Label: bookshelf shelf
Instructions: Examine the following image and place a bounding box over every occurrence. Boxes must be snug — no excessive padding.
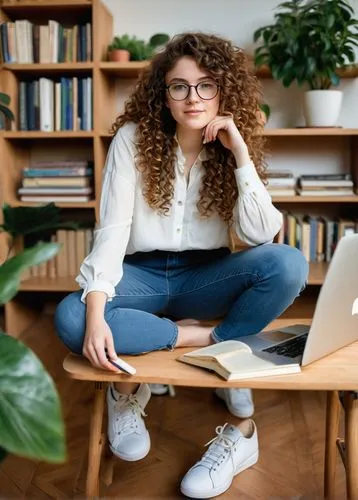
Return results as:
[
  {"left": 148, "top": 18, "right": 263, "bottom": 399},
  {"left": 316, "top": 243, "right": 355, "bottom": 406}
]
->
[
  {"left": 308, "top": 262, "right": 329, "bottom": 285},
  {"left": 1, "top": 0, "right": 92, "bottom": 11},
  {"left": 272, "top": 196, "right": 358, "bottom": 203},
  {"left": 10, "top": 200, "right": 96, "bottom": 208},
  {"left": 100, "top": 129, "right": 358, "bottom": 139},
  {"left": 263, "top": 128, "right": 358, "bottom": 136},
  {"left": 98, "top": 61, "right": 358, "bottom": 81},
  {"left": 99, "top": 61, "right": 149, "bottom": 78},
  {"left": 2, "top": 131, "right": 95, "bottom": 139},
  {"left": 255, "top": 64, "right": 358, "bottom": 79},
  {"left": 16, "top": 262, "right": 326, "bottom": 291},
  {"left": 14, "top": 263, "right": 328, "bottom": 291},
  {"left": 2, "top": 62, "right": 94, "bottom": 73},
  {"left": 19, "top": 276, "right": 79, "bottom": 292}
]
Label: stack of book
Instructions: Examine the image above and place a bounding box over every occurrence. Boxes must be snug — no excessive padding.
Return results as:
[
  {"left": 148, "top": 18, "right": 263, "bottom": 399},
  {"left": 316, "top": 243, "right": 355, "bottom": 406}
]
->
[
  {"left": 266, "top": 170, "right": 296, "bottom": 197},
  {"left": 0, "top": 20, "right": 92, "bottom": 63},
  {"left": 18, "top": 160, "right": 93, "bottom": 203},
  {"left": 297, "top": 174, "right": 355, "bottom": 196}
]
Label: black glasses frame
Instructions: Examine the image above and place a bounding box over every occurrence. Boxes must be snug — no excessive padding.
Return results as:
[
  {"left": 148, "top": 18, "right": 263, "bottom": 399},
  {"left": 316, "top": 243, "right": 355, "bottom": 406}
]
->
[{"left": 165, "top": 82, "right": 220, "bottom": 101}]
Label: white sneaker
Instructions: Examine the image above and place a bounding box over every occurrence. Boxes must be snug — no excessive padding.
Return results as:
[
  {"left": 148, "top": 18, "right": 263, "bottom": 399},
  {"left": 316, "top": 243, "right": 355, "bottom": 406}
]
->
[
  {"left": 107, "top": 383, "right": 151, "bottom": 461},
  {"left": 180, "top": 420, "right": 258, "bottom": 499},
  {"left": 149, "top": 383, "right": 169, "bottom": 395},
  {"left": 215, "top": 388, "right": 254, "bottom": 418}
]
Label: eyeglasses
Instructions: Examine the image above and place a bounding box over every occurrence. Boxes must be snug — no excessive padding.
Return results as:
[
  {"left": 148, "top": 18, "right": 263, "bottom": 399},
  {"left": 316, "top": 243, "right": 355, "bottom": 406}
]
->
[{"left": 165, "top": 81, "right": 220, "bottom": 101}]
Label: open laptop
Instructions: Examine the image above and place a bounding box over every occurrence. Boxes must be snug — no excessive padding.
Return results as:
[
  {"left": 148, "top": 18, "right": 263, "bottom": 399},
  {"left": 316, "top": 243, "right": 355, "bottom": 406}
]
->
[{"left": 238, "top": 234, "right": 358, "bottom": 368}]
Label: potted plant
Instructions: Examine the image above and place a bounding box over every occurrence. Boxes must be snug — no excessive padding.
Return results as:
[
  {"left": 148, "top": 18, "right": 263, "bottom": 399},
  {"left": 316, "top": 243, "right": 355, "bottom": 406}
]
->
[
  {"left": 253, "top": 0, "right": 358, "bottom": 127},
  {"left": 108, "top": 34, "right": 132, "bottom": 62},
  {"left": 108, "top": 32, "right": 170, "bottom": 62}
]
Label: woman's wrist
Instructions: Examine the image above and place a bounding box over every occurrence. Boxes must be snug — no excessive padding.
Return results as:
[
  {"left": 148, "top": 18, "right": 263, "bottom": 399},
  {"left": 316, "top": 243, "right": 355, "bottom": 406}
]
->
[
  {"left": 86, "top": 291, "right": 107, "bottom": 318},
  {"left": 233, "top": 145, "right": 251, "bottom": 169}
]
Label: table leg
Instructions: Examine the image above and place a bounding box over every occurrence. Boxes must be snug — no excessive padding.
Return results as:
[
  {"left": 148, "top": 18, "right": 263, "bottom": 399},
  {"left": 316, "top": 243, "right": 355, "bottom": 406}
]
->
[
  {"left": 324, "top": 391, "right": 341, "bottom": 499},
  {"left": 345, "top": 392, "right": 358, "bottom": 500},
  {"left": 86, "top": 382, "right": 106, "bottom": 498}
]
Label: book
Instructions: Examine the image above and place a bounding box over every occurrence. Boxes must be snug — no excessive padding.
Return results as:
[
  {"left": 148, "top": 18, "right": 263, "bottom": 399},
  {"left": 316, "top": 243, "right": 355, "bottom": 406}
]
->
[
  {"left": 177, "top": 340, "right": 301, "bottom": 381},
  {"left": 20, "top": 195, "right": 91, "bottom": 202}
]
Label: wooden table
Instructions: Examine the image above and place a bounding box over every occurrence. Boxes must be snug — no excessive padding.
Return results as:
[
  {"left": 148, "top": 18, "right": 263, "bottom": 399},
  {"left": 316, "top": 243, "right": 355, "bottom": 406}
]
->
[{"left": 64, "top": 319, "right": 358, "bottom": 498}]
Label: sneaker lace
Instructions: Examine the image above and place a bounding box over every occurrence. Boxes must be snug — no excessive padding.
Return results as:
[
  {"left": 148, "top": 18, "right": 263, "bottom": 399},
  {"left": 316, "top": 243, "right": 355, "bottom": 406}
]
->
[
  {"left": 114, "top": 394, "right": 147, "bottom": 436},
  {"left": 199, "top": 423, "right": 234, "bottom": 471}
]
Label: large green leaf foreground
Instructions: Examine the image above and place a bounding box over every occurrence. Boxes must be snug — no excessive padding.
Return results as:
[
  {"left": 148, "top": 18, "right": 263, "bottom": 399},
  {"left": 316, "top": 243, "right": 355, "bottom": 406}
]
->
[
  {"left": 0, "top": 333, "right": 66, "bottom": 462},
  {"left": 0, "top": 242, "right": 60, "bottom": 305}
]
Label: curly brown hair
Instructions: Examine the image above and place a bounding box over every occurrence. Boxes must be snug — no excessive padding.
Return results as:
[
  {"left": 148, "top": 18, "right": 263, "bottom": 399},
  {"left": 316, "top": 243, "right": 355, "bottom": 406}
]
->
[{"left": 112, "top": 32, "right": 267, "bottom": 223}]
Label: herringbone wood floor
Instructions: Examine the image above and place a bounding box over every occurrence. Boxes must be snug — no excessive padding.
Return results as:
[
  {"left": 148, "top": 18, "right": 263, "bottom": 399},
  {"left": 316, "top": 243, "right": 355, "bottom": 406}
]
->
[{"left": 0, "top": 313, "right": 347, "bottom": 499}]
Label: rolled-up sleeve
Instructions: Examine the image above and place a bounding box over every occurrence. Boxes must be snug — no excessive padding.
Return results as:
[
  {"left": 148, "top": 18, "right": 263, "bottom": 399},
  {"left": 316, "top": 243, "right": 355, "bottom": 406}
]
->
[
  {"left": 233, "top": 162, "right": 283, "bottom": 246},
  {"left": 76, "top": 126, "right": 136, "bottom": 302}
]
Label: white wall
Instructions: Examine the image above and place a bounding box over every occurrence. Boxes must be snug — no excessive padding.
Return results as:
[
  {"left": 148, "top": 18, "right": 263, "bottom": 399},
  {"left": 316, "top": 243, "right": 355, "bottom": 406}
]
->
[{"left": 102, "top": 0, "right": 358, "bottom": 175}]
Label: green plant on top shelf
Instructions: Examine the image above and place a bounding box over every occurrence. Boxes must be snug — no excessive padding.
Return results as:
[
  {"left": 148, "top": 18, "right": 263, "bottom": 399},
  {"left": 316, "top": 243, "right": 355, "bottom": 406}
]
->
[
  {"left": 108, "top": 32, "right": 170, "bottom": 61},
  {"left": 253, "top": 0, "right": 358, "bottom": 90},
  {"left": 108, "top": 33, "right": 133, "bottom": 52}
]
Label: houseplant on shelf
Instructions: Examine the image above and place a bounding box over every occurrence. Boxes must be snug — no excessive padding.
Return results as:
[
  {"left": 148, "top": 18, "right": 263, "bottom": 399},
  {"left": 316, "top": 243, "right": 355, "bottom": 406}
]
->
[
  {"left": 253, "top": 0, "right": 358, "bottom": 127},
  {"left": 108, "top": 32, "right": 170, "bottom": 62},
  {"left": 108, "top": 34, "right": 132, "bottom": 62}
]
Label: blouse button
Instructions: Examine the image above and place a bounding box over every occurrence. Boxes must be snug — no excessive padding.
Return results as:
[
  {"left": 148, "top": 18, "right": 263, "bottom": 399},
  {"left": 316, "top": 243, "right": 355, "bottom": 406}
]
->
[{"left": 178, "top": 200, "right": 183, "bottom": 206}]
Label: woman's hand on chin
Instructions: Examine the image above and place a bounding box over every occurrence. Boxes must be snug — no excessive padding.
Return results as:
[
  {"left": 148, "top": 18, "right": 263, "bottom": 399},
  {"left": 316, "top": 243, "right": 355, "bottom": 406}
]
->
[{"left": 202, "top": 114, "right": 250, "bottom": 165}]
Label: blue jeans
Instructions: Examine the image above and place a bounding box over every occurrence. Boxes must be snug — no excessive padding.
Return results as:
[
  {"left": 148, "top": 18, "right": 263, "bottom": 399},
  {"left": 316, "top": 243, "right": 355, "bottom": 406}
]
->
[{"left": 55, "top": 244, "right": 308, "bottom": 355}]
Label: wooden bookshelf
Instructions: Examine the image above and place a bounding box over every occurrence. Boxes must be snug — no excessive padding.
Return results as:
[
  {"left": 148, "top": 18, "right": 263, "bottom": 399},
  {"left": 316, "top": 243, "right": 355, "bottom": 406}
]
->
[
  {"left": 2, "top": 62, "right": 94, "bottom": 72},
  {"left": 19, "top": 275, "right": 80, "bottom": 291},
  {"left": 2, "top": 131, "right": 95, "bottom": 138},
  {"left": 272, "top": 196, "right": 358, "bottom": 203},
  {"left": 1, "top": 0, "right": 358, "bottom": 336},
  {"left": 98, "top": 60, "right": 358, "bottom": 81},
  {"left": 15, "top": 262, "right": 330, "bottom": 293},
  {"left": 263, "top": 128, "right": 358, "bottom": 136}
]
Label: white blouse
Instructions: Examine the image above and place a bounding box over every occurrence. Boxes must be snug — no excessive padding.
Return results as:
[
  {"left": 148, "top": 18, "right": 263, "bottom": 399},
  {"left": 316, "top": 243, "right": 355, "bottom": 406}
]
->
[{"left": 76, "top": 122, "right": 283, "bottom": 302}]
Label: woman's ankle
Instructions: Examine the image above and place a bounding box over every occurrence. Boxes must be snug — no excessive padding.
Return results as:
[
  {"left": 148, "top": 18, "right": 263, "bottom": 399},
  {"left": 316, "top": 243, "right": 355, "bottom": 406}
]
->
[
  {"left": 113, "top": 382, "right": 139, "bottom": 395},
  {"left": 175, "top": 324, "right": 214, "bottom": 348}
]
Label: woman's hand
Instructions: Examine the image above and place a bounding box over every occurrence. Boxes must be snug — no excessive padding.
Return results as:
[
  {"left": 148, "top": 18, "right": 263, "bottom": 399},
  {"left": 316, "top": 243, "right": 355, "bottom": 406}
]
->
[
  {"left": 203, "top": 114, "right": 250, "bottom": 165},
  {"left": 83, "top": 316, "right": 120, "bottom": 372}
]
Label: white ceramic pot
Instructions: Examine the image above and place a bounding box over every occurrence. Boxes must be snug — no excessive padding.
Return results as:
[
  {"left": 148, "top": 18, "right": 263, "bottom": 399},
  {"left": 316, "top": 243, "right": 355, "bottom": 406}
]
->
[{"left": 303, "top": 90, "right": 342, "bottom": 127}]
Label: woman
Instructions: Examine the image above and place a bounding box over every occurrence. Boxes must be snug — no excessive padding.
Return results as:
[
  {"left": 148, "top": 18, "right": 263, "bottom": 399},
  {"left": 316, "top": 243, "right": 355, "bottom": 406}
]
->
[{"left": 55, "top": 32, "right": 308, "bottom": 498}]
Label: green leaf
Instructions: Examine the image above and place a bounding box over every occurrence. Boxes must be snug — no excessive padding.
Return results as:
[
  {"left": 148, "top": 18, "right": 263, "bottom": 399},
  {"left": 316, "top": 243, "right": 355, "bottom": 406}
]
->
[
  {"left": 149, "top": 33, "right": 169, "bottom": 47},
  {"left": 259, "top": 103, "right": 271, "bottom": 119},
  {"left": 0, "top": 333, "right": 66, "bottom": 462},
  {"left": 0, "top": 103, "right": 15, "bottom": 121},
  {"left": 0, "top": 243, "right": 60, "bottom": 305},
  {"left": 0, "top": 203, "right": 78, "bottom": 238},
  {"left": 0, "top": 93, "right": 10, "bottom": 105}
]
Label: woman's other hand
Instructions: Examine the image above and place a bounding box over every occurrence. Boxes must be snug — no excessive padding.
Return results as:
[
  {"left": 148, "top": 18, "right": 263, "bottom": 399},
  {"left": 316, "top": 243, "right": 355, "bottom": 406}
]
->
[{"left": 83, "top": 316, "right": 119, "bottom": 371}]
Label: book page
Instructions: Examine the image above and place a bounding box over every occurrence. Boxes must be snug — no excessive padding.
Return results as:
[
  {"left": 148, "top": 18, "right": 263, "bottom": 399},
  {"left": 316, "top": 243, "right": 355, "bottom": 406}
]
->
[
  {"left": 219, "top": 350, "right": 283, "bottom": 373},
  {"left": 185, "top": 340, "right": 251, "bottom": 360}
]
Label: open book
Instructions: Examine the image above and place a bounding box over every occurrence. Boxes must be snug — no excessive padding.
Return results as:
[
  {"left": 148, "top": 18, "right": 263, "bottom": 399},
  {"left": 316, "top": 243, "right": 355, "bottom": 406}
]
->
[{"left": 177, "top": 340, "right": 301, "bottom": 381}]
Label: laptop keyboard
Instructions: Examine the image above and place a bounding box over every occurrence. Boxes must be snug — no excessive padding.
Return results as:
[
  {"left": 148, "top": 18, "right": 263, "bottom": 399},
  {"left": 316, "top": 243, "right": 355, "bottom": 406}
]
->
[{"left": 262, "top": 332, "right": 309, "bottom": 358}]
